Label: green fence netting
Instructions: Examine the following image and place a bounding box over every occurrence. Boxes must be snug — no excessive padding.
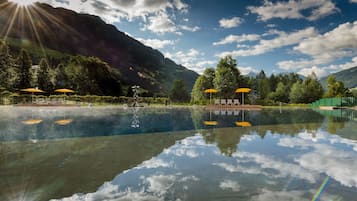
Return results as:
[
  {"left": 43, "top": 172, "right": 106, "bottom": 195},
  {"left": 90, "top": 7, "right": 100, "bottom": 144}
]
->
[{"left": 310, "top": 97, "right": 357, "bottom": 107}]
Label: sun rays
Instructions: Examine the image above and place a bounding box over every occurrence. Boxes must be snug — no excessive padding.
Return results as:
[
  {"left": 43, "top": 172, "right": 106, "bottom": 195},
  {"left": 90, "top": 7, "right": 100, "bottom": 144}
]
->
[
  {"left": 9, "top": 0, "right": 37, "bottom": 7},
  {"left": 0, "top": 0, "right": 80, "bottom": 60}
]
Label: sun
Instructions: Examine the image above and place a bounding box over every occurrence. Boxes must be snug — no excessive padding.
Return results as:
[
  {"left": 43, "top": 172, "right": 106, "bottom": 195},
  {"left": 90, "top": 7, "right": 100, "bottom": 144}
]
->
[{"left": 9, "top": 0, "right": 38, "bottom": 7}]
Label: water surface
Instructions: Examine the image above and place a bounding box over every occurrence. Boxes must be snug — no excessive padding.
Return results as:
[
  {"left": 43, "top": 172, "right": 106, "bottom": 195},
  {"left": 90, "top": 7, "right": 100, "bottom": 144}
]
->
[{"left": 0, "top": 107, "right": 356, "bottom": 201}]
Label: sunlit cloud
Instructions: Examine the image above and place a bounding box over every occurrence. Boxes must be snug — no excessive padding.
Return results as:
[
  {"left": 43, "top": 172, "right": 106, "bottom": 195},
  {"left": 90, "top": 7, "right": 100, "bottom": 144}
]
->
[
  {"left": 216, "top": 27, "right": 318, "bottom": 58},
  {"left": 248, "top": 0, "right": 338, "bottom": 21},
  {"left": 136, "top": 38, "right": 175, "bottom": 49},
  {"left": 219, "top": 16, "right": 243, "bottom": 28}
]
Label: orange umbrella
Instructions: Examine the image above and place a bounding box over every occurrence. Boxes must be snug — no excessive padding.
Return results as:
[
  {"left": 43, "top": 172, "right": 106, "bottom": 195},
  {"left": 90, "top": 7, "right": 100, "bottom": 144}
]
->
[
  {"left": 22, "top": 119, "right": 43, "bottom": 125},
  {"left": 204, "top": 121, "right": 218, "bottom": 126},
  {"left": 55, "top": 119, "right": 73, "bottom": 125},
  {"left": 235, "top": 88, "right": 251, "bottom": 105},
  {"left": 21, "top": 88, "right": 45, "bottom": 93},
  {"left": 20, "top": 88, "right": 45, "bottom": 103},
  {"left": 54, "top": 89, "right": 74, "bottom": 93},
  {"left": 204, "top": 88, "right": 218, "bottom": 105},
  {"left": 55, "top": 88, "right": 75, "bottom": 103},
  {"left": 235, "top": 110, "right": 251, "bottom": 127}
]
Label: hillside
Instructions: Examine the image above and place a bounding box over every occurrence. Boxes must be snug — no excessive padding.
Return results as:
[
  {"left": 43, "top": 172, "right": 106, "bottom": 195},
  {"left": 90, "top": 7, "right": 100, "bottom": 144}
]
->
[
  {"left": 0, "top": 0, "right": 198, "bottom": 94},
  {"left": 320, "top": 66, "right": 357, "bottom": 89}
]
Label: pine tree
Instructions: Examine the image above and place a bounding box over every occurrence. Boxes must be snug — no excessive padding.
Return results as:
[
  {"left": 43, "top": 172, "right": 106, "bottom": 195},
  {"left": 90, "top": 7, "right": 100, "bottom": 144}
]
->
[
  {"left": 0, "top": 41, "right": 15, "bottom": 90},
  {"left": 37, "top": 58, "right": 53, "bottom": 92},
  {"left": 15, "top": 49, "right": 32, "bottom": 89}
]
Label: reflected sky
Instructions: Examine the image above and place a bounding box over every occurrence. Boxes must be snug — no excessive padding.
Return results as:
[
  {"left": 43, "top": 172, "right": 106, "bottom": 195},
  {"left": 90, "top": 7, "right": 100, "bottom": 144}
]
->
[
  {"left": 0, "top": 107, "right": 356, "bottom": 201},
  {"left": 0, "top": 106, "right": 349, "bottom": 141},
  {"left": 53, "top": 127, "right": 357, "bottom": 201}
]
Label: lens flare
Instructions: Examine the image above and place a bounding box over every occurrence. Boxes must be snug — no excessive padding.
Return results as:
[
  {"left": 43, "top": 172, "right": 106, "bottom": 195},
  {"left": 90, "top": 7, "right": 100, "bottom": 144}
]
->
[{"left": 9, "top": 0, "right": 37, "bottom": 7}]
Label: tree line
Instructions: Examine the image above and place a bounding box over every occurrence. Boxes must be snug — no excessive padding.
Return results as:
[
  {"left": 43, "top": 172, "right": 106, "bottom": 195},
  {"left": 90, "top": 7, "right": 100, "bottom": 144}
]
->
[
  {"left": 188, "top": 56, "right": 351, "bottom": 105},
  {"left": 0, "top": 41, "right": 122, "bottom": 97}
]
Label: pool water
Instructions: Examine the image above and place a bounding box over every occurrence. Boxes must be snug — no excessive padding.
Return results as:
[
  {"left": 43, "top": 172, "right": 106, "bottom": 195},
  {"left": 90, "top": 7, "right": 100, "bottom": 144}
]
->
[{"left": 0, "top": 107, "right": 356, "bottom": 201}]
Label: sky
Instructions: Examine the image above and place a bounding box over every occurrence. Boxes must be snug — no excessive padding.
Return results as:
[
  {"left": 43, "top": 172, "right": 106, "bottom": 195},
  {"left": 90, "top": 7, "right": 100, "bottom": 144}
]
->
[{"left": 12, "top": 0, "right": 357, "bottom": 77}]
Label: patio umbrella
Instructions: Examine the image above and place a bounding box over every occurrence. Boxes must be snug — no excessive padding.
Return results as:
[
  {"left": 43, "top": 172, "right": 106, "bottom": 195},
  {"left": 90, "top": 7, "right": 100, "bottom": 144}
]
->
[
  {"left": 55, "top": 88, "right": 75, "bottom": 93},
  {"left": 22, "top": 119, "right": 43, "bottom": 125},
  {"left": 55, "top": 119, "right": 73, "bottom": 125},
  {"left": 54, "top": 110, "right": 73, "bottom": 125},
  {"left": 55, "top": 88, "right": 75, "bottom": 103},
  {"left": 204, "top": 88, "right": 218, "bottom": 105},
  {"left": 235, "top": 88, "right": 251, "bottom": 105},
  {"left": 203, "top": 108, "right": 218, "bottom": 126},
  {"left": 20, "top": 88, "right": 45, "bottom": 103},
  {"left": 235, "top": 110, "right": 251, "bottom": 127}
]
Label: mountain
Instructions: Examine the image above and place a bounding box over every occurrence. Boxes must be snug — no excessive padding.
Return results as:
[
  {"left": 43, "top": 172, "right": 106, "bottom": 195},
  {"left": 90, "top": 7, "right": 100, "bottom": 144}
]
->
[
  {"left": 0, "top": 1, "right": 198, "bottom": 94},
  {"left": 320, "top": 66, "right": 357, "bottom": 89}
]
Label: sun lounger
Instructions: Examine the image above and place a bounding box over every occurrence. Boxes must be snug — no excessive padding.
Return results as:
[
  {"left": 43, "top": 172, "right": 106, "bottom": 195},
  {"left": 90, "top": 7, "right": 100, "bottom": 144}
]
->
[
  {"left": 234, "top": 110, "right": 240, "bottom": 116},
  {"left": 227, "top": 99, "right": 233, "bottom": 105},
  {"left": 214, "top": 99, "right": 220, "bottom": 105},
  {"left": 220, "top": 99, "right": 226, "bottom": 106},
  {"left": 234, "top": 99, "right": 240, "bottom": 105}
]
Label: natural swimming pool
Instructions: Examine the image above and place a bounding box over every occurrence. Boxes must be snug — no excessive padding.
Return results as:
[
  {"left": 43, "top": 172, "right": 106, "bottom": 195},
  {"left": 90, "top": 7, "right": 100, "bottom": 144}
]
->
[{"left": 0, "top": 107, "right": 356, "bottom": 201}]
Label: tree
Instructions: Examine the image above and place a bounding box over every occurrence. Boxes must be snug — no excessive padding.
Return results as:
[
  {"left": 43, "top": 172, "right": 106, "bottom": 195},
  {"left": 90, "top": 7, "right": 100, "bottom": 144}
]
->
[
  {"left": 303, "top": 72, "right": 323, "bottom": 103},
  {"left": 0, "top": 41, "right": 18, "bottom": 91},
  {"left": 324, "top": 75, "right": 348, "bottom": 98},
  {"left": 170, "top": 79, "right": 190, "bottom": 102},
  {"left": 54, "top": 63, "right": 69, "bottom": 88},
  {"left": 37, "top": 58, "right": 53, "bottom": 92},
  {"left": 268, "top": 82, "right": 289, "bottom": 103},
  {"left": 191, "top": 68, "right": 215, "bottom": 104},
  {"left": 214, "top": 55, "right": 240, "bottom": 98},
  {"left": 289, "top": 72, "right": 323, "bottom": 103},
  {"left": 15, "top": 49, "right": 32, "bottom": 89},
  {"left": 289, "top": 81, "right": 305, "bottom": 103},
  {"left": 257, "top": 70, "right": 271, "bottom": 100}
]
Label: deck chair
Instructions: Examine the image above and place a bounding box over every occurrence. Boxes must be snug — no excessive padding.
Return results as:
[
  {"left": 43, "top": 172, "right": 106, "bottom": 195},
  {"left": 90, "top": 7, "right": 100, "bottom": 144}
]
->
[
  {"left": 233, "top": 99, "right": 240, "bottom": 105},
  {"left": 214, "top": 99, "right": 220, "bottom": 105},
  {"left": 220, "top": 99, "right": 227, "bottom": 106},
  {"left": 227, "top": 99, "right": 233, "bottom": 105}
]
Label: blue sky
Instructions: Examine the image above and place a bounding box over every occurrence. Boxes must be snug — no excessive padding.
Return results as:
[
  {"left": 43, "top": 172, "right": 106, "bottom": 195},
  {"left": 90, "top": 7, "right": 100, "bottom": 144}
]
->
[{"left": 17, "top": 0, "right": 357, "bottom": 77}]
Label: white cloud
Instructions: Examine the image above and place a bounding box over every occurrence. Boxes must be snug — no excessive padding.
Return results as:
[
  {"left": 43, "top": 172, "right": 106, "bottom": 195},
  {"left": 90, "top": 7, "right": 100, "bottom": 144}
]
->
[
  {"left": 298, "top": 66, "right": 328, "bottom": 78},
  {"left": 219, "top": 17, "right": 243, "bottom": 28},
  {"left": 278, "top": 131, "right": 357, "bottom": 188},
  {"left": 219, "top": 180, "right": 240, "bottom": 192},
  {"left": 136, "top": 158, "right": 173, "bottom": 169},
  {"left": 179, "top": 25, "right": 200, "bottom": 32},
  {"left": 173, "top": 0, "right": 188, "bottom": 11},
  {"left": 42, "top": 0, "right": 180, "bottom": 23},
  {"left": 238, "top": 66, "right": 259, "bottom": 75},
  {"left": 351, "top": 0, "right": 357, "bottom": 3},
  {"left": 145, "top": 174, "right": 176, "bottom": 196},
  {"left": 213, "top": 34, "right": 260, "bottom": 46},
  {"left": 249, "top": 189, "right": 309, "bottom": 201},
  {"left": 215, "top": 151, "right": 318, "bottom": 183},
  {"left": 277, "top": 22, "right": 357, "bottom": 75},
  {"left": 143, "top": 12, "right": 180, "bottom": 34},
  {"left": 165, "top": 48, "right": 213, "bottom": 73},
  {"left": 41, "top": 0, "right": 198, "bottom": 35},
  {"left": 293, "top": 21, "right": 357, "bottom": 64},
  {"left": 326, "top": 56, "right": 357, "bottom": 71},
  {"left": 137, "top": 38, "right": 175, "bottom": 49},
  {"left": 248, "top": 0, "right": 338, "bottom": 21},
  {"left": 216, "top": 27, "right": 318, "bottom": 57}
]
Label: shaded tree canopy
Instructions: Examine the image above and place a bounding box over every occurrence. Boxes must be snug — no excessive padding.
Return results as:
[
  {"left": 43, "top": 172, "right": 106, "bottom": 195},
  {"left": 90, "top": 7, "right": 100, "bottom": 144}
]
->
[{"left": 170, "top": 79, "right": 190, "bottom": 103}]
